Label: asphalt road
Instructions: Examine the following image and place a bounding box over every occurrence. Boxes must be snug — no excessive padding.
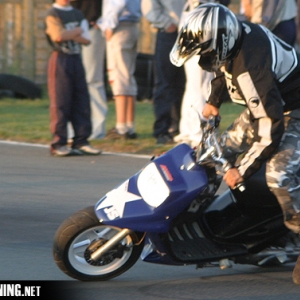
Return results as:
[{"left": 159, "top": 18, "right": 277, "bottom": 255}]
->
[{"left": 0, "top": 141, "right": 299, "bottom": 299}]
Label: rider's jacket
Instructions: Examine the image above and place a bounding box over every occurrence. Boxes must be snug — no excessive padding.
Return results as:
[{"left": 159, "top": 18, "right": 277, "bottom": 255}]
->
[{"left": 207, "top": 21, "right": 300, "bottom": 180}]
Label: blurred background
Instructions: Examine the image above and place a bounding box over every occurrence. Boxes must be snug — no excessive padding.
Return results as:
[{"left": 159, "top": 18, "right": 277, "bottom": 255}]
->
[{"left": 0, "top": 0, "right": 299, "bottom": 100}]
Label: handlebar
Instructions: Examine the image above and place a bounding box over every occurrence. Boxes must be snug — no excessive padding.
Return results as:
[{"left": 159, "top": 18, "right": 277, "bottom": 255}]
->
[
  {"left": 233, "top": 182, "right": 246, "bottom": 192},
  {"left": 197, "top": 115, "right": 246, "bottom": 192},
  {"left": 202, "top": 115, "right": 221, "bottom": 131}
]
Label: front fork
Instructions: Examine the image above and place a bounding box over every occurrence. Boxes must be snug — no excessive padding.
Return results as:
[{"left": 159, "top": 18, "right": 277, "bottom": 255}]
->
[{"left": 90, "top": 228, "right": 133, "bottom": 261}]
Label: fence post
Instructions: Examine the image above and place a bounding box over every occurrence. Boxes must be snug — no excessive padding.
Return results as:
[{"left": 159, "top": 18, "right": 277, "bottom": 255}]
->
[{"left": 22, "top": 0, "right": 35, "bottom": 81}]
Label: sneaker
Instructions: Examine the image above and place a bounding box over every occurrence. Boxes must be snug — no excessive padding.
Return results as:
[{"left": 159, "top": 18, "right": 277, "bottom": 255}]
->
[
  {"left": 77, "top": 145, "right": 102, "bottom": 155},
  {"left": 156, "top": 134, "right": 174, "bottom": 145},
  {"left": 173, "top": 133, "right": 188, "bottom": 143},
  {"left": 168, "top": 127, "right": 179, "bottom": 137},
  {"left": 51, "top": 146, "right": 82, "bottom": 157},
  {"left": 105, "top": 128, "right": 126, "bottom": 140},
  {"left": 293, "top": 255, "right": 300, "bottom": 284}
]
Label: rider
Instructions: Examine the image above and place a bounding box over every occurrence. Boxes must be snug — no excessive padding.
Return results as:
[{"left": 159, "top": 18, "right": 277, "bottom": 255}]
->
[{"left": 170, "top": 3, "right": 300, "bottom": 284}]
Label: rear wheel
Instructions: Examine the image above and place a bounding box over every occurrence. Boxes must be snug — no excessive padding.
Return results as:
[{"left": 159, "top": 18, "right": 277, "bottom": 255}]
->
[{"left": 53, "top": 206, "right": 144, "bottom": 281}]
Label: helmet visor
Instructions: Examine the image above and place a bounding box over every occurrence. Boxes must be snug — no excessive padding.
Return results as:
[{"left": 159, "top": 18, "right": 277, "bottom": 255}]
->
[{"left": 170, "top": 27, "right": 213, "bottom": 67}]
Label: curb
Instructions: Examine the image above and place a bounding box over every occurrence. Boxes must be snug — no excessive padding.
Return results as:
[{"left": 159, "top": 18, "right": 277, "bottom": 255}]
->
[{"left": 0, "top": 140, "right": 152, "bottom": 160}]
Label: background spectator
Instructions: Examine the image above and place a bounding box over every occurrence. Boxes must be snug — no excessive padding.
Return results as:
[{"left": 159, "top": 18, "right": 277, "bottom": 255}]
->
[
  {"left": 141, "top": 0, "right": 186, "bottom": 145},
  {"left": 45, "top": 0, "right": 101, "bottom": 156},
  {"left": 174, "top": 0, "right": 229, "bottom": 148},
  {"left": 99, "top": 0, "right": 141, "bottom": 140},
  {"left": 240, "top": 0, "right": 297, "bottom": 46},
  {"left": 71, "top": 0, "right": 108, "bottom": 140}
]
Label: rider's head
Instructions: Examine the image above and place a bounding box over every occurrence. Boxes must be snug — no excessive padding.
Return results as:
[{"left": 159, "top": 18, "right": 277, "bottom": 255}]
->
[{"left": 170, "top": 3, "right": 242, "bottom": 72}]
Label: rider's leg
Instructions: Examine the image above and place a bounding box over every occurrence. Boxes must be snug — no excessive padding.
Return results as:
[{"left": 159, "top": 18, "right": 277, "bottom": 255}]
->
[{"left": 265, "top": 115, "right": 300, "bottom": 284}]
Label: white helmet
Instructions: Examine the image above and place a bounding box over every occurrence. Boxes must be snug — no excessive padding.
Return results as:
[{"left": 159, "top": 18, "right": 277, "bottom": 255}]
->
[{"left": 170, "top": 3, "right": 242, "bottom": 72}]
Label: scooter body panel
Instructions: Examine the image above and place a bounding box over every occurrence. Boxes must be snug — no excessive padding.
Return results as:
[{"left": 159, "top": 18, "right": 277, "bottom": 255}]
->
[
  {"left": 94, "top": 144, "right": 208, "bottom": 233},
  {"left": 140, "top": 165, "right": 287, "bottom": 265},
  {"left": 202, "top": 164, "right": 286, "bottom": 245}
]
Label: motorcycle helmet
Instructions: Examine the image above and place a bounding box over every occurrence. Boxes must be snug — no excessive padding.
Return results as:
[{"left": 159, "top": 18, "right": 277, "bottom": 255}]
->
[{"left": 170, "top": 3, "right": 242, "bottom": 72}]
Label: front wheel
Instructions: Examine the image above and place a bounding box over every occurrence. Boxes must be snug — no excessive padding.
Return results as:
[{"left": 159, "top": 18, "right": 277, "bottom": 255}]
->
[{"left": 53, "top": 206, "right": 144, "bottom": 281}]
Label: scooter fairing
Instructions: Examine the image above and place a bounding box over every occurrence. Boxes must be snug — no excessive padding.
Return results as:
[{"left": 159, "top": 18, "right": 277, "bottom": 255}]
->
[{"left": 94, "top": 144, "right": 208, "bottom": 232}]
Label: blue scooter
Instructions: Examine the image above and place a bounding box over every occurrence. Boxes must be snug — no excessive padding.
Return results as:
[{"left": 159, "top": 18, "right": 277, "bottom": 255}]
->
[{"left": 53, "top": 116, "right": 300, "bottom": 281}]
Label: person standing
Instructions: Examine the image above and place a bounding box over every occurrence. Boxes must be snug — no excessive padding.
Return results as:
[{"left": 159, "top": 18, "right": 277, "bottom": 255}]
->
[
  {"left": 99, "top": 0, "right": 141, "bottom": 140},
  {"left": 240, "top": 0, "right": 297, "bottom": 46},
  {"left": 70, "top": 0, "right": 108, "bottom": 140},
  {"left": 45, "top": 0, "right": 101, "bottom": 156},
  {"left": 141, "top": 0, "right": 186, "bottom": 145},
  {"left": 174, "top": 0, "right": 229, "bottom": 148}
]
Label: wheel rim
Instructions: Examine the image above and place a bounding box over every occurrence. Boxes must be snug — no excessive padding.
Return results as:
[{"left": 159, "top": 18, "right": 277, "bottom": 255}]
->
[{"left": 68, "top": 225, "right": 134, "bottom": 276}]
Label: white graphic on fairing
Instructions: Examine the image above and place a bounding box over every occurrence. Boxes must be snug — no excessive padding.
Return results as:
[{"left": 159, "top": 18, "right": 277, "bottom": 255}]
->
[
  {"left": 137, "top": 162, "right": 170, "bottom": 208},
  {"left": 96, "top": 180, "right": 142, "bottom": 220}
]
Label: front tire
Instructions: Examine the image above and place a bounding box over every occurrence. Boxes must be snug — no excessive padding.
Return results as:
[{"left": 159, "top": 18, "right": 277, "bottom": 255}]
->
[{"left": 53, "top": 206, "right": 144, "bottom": 281}]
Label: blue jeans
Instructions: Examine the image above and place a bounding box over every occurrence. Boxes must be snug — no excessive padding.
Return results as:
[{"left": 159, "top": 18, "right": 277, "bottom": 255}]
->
[{"left": 153, "top": 30, "right": 186, "bottom": 137}]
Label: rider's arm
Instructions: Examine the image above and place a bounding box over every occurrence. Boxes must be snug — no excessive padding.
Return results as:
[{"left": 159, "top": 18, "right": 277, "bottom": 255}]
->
[
  {"left": 235, "top": 70, "right": 284, "bottom": 180},
  {"left": 206, "top": 72, "right": 230, "bottom": 108}
]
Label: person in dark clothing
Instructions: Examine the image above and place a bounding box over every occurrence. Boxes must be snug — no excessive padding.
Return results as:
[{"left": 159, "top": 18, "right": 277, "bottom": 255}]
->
[
  {"left": 240, "top": 0, "right": 297, "bottom": 46},
  {"left": 170, "top": 3, "right": 300, "bottom": 284},
  {"left": 141, "top": 0, "right": 186, "bottom": 145},
  {"left": 45, "top": 0, "right": 101, "bottom": 156}
]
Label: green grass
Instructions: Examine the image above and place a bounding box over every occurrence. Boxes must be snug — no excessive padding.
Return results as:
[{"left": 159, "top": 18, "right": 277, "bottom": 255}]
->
[{"left": 0, "top": 95, "right": 244, "bottom": 155}]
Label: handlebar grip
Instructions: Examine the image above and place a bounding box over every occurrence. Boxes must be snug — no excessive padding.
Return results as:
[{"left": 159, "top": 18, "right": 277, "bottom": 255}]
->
[{"left": 234, "top": 182, "right": 246, "bottom": 192}]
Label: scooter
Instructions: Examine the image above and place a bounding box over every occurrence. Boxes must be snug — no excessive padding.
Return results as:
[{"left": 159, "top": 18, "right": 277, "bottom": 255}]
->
[{"left": 53, "top": 116, "right": 300, "bottom": 281}]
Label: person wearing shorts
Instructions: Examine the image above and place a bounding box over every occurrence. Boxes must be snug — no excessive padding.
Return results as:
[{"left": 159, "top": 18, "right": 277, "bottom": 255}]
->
[{"left": 99, "top": 0, "right": 141, "bottom": 139}]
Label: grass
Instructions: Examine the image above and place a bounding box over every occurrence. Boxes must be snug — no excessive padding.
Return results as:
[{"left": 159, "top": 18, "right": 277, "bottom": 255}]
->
[{"left": 0, "top": 94, "right": 244, "bottom": 155}]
